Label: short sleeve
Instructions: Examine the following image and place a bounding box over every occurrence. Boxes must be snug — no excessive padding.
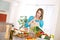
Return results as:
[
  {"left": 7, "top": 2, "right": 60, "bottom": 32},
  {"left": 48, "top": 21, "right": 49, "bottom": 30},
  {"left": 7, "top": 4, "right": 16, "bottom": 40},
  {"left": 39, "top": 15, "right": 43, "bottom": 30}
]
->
[
  {"left": 27, "top": 16, "right": 34, "bottom": 22},
  {"left": 39, "top": 20, "right": 44, "bottom": 28}
]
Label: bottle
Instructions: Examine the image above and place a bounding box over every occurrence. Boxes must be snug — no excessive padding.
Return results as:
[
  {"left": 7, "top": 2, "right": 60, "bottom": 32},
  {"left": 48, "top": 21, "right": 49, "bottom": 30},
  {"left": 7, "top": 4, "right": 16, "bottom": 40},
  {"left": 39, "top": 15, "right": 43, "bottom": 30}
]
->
[{"left": 50, "top": 34, "right": 54, "bottom": 40}]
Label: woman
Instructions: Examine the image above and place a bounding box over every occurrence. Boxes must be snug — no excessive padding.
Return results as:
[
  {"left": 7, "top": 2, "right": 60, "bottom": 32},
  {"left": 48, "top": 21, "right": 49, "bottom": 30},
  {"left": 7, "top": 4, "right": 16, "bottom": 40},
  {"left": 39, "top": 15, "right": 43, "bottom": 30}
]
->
[
  {"left": 24, "top": 8, "right": 50, "bottom": 39},
  {"left": 25, "top": 8, "right": 44, "bottom": 29}
]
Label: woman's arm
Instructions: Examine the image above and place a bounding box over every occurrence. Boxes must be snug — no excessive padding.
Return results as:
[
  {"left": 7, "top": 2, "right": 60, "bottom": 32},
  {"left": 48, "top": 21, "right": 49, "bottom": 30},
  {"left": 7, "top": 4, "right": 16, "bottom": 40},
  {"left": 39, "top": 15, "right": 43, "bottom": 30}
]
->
[
  {"left": 39, "top": 20, "right": 44, "bottom": 28},
  {"left": 24, "top": 16, "right": 34, "bottom": 28}
]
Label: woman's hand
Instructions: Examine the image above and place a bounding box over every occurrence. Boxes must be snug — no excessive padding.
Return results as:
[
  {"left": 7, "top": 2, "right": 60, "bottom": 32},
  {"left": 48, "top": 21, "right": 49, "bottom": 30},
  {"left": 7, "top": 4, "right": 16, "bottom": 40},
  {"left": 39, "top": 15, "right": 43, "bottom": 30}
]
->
[{"left": 29, "top": 20, "right": 39, "bottom": 28}]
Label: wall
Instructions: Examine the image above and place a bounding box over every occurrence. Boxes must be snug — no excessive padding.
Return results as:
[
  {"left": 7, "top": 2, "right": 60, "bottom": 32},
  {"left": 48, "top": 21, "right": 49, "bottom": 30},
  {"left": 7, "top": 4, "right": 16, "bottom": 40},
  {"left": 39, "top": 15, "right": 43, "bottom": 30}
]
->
[
  {"left": 0, "top": 0, "right": 10, "bottom": 13},
  {"left": 54, "top": 0, "right": 60, "bottom": 40}
]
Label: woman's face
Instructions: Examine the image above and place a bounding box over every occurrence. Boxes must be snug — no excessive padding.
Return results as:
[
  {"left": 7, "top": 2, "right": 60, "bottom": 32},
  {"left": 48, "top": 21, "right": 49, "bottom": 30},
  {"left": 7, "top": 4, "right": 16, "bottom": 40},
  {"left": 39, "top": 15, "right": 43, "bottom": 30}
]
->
[{"left": 36, "top": 10, "right": 42, "bottom": 18}]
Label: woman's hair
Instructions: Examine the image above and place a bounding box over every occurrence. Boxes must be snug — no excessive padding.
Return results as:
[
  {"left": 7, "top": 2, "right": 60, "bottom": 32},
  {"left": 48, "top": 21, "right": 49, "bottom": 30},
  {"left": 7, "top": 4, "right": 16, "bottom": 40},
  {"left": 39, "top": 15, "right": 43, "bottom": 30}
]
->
[{"left": 36, "top": 8, "right": 44, "bottom": 20}]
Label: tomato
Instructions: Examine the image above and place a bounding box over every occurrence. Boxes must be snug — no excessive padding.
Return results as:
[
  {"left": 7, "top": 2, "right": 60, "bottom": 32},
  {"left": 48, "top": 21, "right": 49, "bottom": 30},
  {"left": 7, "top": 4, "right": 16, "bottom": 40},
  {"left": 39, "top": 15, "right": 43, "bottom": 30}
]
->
[{"left": 40, "top": 32, "right": 44, "bottom": 35}]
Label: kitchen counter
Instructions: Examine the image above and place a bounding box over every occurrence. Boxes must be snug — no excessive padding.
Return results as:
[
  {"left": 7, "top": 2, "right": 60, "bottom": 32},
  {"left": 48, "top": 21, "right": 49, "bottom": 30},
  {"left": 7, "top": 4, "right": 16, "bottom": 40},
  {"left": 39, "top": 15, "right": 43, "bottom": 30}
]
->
[{"left": 13, "top": 36, "right": 48, "bottom": 40}]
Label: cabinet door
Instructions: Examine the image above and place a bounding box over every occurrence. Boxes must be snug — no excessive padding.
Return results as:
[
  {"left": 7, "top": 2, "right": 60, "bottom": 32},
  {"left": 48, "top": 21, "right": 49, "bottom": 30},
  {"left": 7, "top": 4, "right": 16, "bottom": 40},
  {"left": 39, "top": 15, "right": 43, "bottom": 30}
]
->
[{"left": 0, "top": 14, "right": 7, "bottom": 22}]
